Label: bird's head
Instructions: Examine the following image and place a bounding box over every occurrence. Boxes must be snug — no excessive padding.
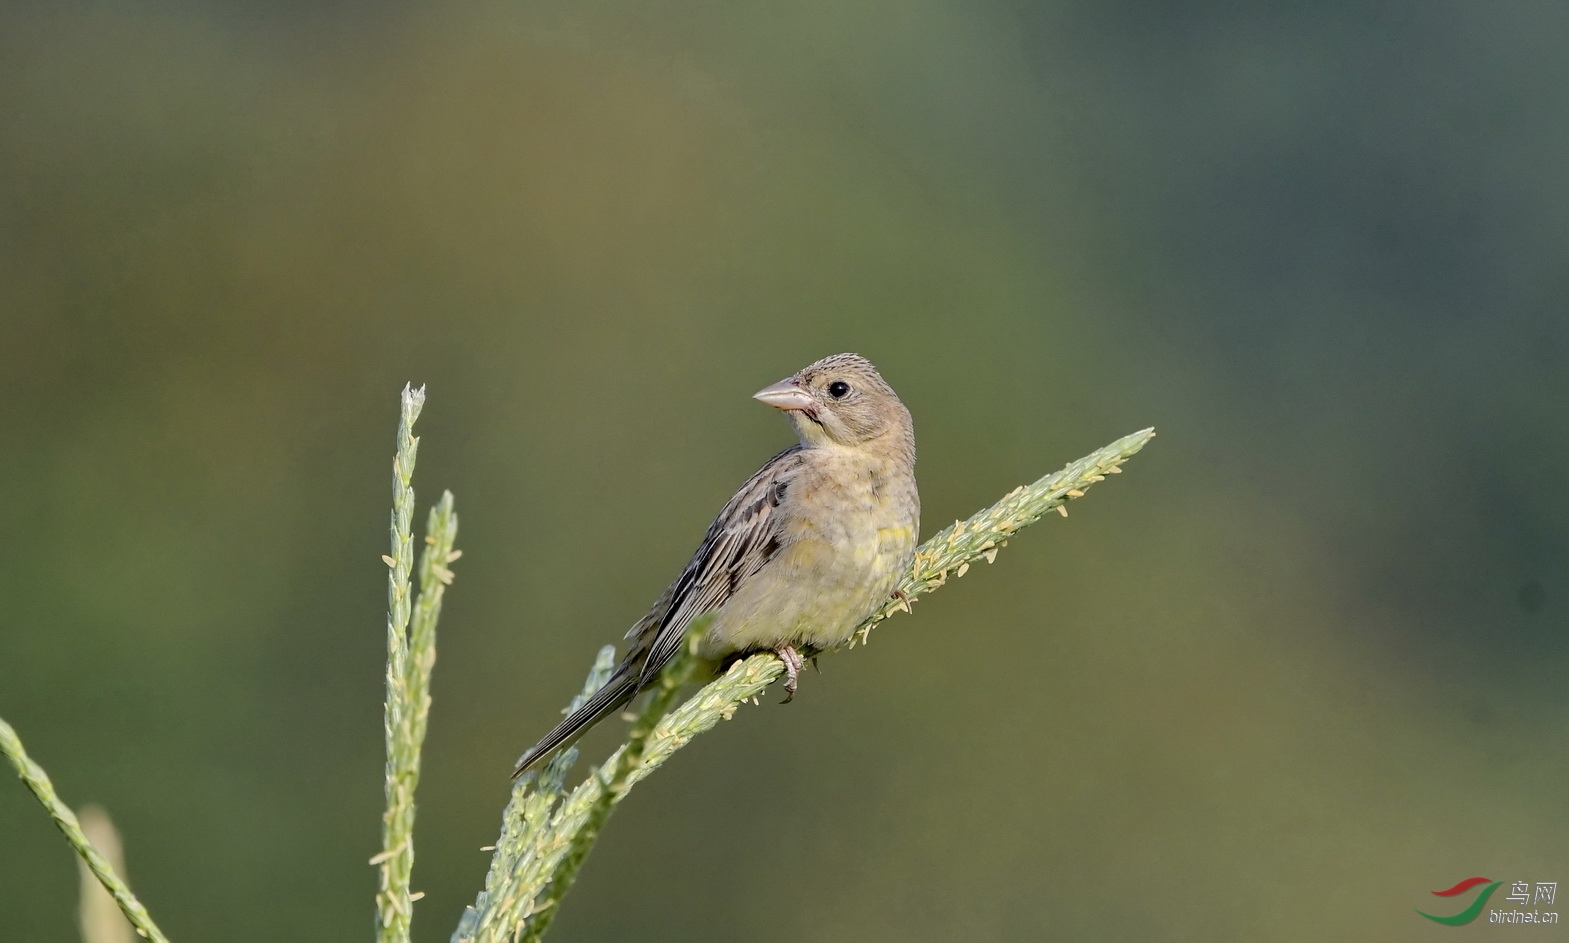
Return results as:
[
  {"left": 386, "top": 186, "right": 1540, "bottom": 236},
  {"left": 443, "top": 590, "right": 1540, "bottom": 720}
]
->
[{"left": 753, "top": 353, "right": 913, "bottom": 455}]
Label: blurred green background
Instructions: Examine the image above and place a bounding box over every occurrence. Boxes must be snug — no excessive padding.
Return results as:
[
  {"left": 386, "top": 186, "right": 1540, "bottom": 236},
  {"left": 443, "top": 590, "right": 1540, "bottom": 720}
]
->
[{"left": 2, "top": 1, "right": 1566, "bottom": 940}]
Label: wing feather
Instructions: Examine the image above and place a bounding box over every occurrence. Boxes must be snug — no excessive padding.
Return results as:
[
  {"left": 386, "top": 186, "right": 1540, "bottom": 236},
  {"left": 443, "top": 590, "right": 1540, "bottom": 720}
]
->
[
  {"left": 635, "top": 445, "right": 802, "bottom": 685},
  {"left": 512, "top": 445, "right": 803, "bottom": 778}
]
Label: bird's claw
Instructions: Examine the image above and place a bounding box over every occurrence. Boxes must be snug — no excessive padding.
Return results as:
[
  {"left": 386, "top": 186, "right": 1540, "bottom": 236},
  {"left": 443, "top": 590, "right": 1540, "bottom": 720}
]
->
[{"left": 775, "top": 645, "right": 804, "bottom": 703}]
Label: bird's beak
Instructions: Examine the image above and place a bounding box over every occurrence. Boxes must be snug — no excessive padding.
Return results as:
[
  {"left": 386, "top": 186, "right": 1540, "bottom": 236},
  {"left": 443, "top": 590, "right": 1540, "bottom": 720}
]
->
[{"left": 753, "top": 378, "right": 815, "bottom": 412}]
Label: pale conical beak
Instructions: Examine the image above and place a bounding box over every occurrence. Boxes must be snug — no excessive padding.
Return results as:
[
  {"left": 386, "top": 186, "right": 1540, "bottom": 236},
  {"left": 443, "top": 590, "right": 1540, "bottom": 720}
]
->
[{"left": 753, "top": 378, "right": 815, "bottom": 412}]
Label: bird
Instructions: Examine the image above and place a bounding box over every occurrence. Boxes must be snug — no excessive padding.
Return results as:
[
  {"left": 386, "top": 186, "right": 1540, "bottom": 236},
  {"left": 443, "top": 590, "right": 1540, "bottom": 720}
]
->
[{"left": 512, "top": 353, "right": 919, "bottom": 778}]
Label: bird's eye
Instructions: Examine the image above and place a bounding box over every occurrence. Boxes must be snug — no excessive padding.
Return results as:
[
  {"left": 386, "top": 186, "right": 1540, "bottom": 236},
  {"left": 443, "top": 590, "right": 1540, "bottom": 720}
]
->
[{"left": 827, "top": 380, "right": 850, "bottom": 399}]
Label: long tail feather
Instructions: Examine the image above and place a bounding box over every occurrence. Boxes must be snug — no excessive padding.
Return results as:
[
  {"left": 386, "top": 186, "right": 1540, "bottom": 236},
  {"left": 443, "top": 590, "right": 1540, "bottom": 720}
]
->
[{"left": 511, "top": 672, "right": 640, "bottom": 779}]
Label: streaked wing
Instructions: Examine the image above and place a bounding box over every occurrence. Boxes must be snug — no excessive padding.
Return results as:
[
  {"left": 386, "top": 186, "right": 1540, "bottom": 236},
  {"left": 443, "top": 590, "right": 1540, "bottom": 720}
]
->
[{"left": 635, "top": 445, "right": 804, "bottom": 686}]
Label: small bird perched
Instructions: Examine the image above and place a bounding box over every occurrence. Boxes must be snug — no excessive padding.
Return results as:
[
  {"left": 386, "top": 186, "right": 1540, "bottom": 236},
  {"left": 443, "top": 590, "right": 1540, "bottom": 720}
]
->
[{"left": 512, "top": 353, "right": 919, "bottom": 778}]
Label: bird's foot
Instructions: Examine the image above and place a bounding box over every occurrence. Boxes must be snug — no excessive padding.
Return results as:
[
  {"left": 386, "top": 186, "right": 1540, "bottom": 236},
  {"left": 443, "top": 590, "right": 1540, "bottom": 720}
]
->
[
  {"left": 890, "top": 588, "right": 911, "bottom": 612},
  {"left": 775, "top": 645, "right": 804, "bottom": 703}
]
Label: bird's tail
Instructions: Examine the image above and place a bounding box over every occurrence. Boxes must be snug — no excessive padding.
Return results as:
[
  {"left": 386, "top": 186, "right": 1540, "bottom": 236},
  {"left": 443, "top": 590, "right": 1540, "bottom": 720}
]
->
[{"left": 511, "top": 670, "right": 641, "bottom": 779}]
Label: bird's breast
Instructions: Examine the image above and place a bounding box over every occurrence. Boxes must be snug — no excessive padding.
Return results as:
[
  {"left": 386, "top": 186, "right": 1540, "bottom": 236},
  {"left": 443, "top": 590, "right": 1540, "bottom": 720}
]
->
[{"left": 701, "top": 447, "right": 919, "bottom": 657}]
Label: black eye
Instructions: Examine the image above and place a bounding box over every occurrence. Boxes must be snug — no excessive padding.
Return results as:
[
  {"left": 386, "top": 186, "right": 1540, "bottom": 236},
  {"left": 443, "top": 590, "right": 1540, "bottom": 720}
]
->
[{"left": 827, "top": 380, "right": 850, "bottom": 399}]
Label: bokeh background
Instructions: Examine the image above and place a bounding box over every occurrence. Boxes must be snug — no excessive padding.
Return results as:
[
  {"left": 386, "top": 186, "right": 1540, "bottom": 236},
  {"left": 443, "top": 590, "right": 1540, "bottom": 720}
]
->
[{"left": 3, "top": 1, "right": 1566, "bottom": 940}]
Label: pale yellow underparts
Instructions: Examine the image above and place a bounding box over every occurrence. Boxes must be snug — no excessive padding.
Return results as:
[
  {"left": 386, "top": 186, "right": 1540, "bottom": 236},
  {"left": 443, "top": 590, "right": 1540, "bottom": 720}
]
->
[{"left": 698, "top": 442, "right": 919, "bottom": 658}]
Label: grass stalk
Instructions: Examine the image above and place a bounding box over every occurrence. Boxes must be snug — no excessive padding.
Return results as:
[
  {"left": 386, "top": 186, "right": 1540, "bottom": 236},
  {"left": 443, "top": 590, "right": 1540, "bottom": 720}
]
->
[
  {"left": 517, "top": 619, "right": 708, "bottom": 943},
  {"left": 453, "top": 647, "right": 618, "bottom": 943},
  {"left": 0, "top": 720, "right": 171, "bottom": 943},
  {"left": 376, "top": 384, "right": 459, "bottom": 943}
]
